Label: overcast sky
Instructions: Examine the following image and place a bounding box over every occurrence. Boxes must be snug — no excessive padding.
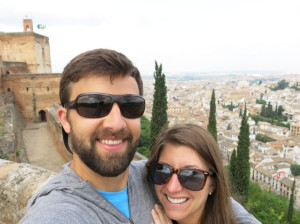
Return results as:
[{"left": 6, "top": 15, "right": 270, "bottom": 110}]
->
[{"left": 1, "top": 0, "right": 300, "bottom": 75}]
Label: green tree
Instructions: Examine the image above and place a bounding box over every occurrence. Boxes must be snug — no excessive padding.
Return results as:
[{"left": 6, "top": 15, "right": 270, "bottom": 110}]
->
[
  {"left": 137, "top": 116, "right": 151, "bottom": 157},
  {"left": 261, "top": 104, "right": 266, "bottom": 117},
  {"left": 260, "top": 92, "right": 264, "bottom": 100},
  {"left": 278, "top": 79, "right": 289, "bottom": 89},
  {"left": 291, "top": 164, "right": 300, "bottom": 176},
  {"left": 278, "top": 105, "right": 284, "bottom": 117},
  {"left": 288, "top": 179, "right": 296, "bottom": 224},
  {"left": 207, "top": 89, "right": 217, "bottom": 142},
  {"left": 229, "top": 101, "right": 234, "bottom": 111},
  {"left": 150, "top": 61, "right": 168, "bottom": 150},
  {"left": 266, "top": 102, "right": 273, "bottom": 118},
  {"left": 229, "top": 149, "right": 237, "bottom": 192},
  {"left": 255, "top": 133, "right": 276, "bottom": 143},
  {"left": 288, "top": 164, "right": 300, "bottom": 223},
  {"left": 271, "top": 79, "right": 289, "bottom": 91},
  {"left": 234, "top": 104, "right": 250, "bottom": 204}
]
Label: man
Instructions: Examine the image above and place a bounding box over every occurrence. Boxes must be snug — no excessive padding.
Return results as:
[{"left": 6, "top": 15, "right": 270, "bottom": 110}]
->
[
  {"left": 20, "top": 49, "right": 156, "bottom": 224},
  {"left": 20, "top": 49, "right": 260, "bottom": 224}
]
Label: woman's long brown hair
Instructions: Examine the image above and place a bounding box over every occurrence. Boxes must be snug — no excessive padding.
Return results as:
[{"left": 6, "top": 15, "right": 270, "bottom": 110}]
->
[{"left": 147, "top": 123, "right": 237, "bottom": 224}]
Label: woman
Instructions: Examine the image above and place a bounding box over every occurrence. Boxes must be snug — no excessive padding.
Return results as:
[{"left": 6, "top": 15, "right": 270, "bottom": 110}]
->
[{"left": 146, "top": 123, "right": 237, "bottom": 224}]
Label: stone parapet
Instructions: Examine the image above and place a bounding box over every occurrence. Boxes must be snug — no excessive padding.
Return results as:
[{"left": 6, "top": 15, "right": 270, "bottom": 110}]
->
[
  {"left": 0, "top": 159, "right": 56, "bottom": 224},
  {"left": 0, "top": 92, "right": 26, "bottom": 162}
]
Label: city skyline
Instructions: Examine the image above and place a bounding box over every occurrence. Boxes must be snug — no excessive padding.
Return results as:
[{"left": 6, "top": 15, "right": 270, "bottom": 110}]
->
[{"left": 1, "top": 0, "right": 300, "bottom": 75}]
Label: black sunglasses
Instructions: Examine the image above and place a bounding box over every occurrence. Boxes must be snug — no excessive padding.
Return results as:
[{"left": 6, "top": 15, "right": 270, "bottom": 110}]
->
[
  {"left": 147, "top": 162, "right": 214, "bottom": 191},
  {"left": 64, "top": 92, "right": 145, "bottom": 118}
]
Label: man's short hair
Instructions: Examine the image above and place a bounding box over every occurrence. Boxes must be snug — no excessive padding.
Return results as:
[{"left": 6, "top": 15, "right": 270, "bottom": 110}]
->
[{"left": 59, "top": 48, "right": 143, "bottom": 106}]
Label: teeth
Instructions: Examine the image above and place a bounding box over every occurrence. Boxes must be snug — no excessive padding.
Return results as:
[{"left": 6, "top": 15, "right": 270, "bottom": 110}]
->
[
  {"left": 100, "top": 139, "right": 122, "bottom": 145},
  {"left": 167, "top": 195, "right": 187, "bottom": 204}
]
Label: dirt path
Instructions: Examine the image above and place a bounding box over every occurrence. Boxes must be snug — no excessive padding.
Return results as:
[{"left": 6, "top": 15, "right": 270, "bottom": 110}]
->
[{"left": 23, "top": 122, "right": 66, "bottom": 173}]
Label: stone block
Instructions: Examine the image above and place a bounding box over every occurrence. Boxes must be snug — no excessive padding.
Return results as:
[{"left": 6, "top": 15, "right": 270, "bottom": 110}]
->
[
  {"left": 0, "top": 135, "right": 15, "bottom": 157},
  {"left": 0, "top": 159, "right": 56, "bottom": 224}
]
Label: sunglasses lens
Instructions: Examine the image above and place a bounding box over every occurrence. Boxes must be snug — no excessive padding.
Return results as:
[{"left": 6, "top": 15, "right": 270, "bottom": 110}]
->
[
  {"left": 180, "top": 169, "right": 206, "bottom": 191},
  {"left": 71, "top": 93, "right": 145, "bottom": 118},
  {"left": 119, "top": 96, "right": 145, "bottom": 118},
  {"left": 152, "top": 164, "right": 172, "bottom": 185},
  {"left": 77, "top": 95, "right": 112, "bottom": 118}
]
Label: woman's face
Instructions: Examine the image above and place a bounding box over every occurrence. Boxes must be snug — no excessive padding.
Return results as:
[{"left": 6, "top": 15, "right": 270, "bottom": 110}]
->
[{"left": 154, "top": 144, "right": 214, "bottom": 224}]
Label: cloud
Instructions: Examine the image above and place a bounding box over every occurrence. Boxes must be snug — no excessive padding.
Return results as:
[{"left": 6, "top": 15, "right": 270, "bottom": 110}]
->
[{"left": 1, "top": 0, "right": 300, "bottom": 74}]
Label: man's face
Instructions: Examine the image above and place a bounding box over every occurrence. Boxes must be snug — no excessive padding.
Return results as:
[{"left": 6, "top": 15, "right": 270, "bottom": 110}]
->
[{"left": 66, "top": 75, "right": 141, "bottom": 177}]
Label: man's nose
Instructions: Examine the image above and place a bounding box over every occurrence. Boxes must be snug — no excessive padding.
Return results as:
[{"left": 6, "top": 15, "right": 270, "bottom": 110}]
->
[
  {"left": 165, "top": 173, "right": 183, "bottom": 193},
  {"left": 101, "top": 103, "right": 126, "bottom": 132}
]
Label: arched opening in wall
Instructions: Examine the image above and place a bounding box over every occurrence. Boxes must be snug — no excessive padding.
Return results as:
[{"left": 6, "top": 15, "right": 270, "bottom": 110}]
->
[
  {"left": 39, "top": 110, "right": 47, "bottom": 122},
  {"left": 7, "top": 88, "right": 11, "bottom": 92},
  {"left": 6, "top": 71, "right": 10, "bottom": 74},
  {"left": 26, "top": 25, "right": 30, "bottom": 31}
]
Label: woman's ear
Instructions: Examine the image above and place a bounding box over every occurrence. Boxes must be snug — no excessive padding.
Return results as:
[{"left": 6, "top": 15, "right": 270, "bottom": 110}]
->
[
  {"left": 57, "top": 107, "right": 71, "bottom": 133},
  {"left": 209, "top": 179, "right": 216, "bottom": 195}
]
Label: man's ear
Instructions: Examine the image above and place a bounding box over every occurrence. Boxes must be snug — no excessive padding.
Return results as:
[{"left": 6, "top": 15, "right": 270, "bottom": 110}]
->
[{"left": 57, "top": 107, "right": 71, "bottom": 133}]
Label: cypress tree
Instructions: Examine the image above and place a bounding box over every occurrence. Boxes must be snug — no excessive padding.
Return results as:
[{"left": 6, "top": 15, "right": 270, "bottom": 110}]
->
[
  {"left": 208, "top": 89, "right": 217, "bottom": 142},
  {"left": 261, "top": 104, "right": 266, "bottom": 117},
  {"left": 288, "top": 179, "right": 296, "bottom": 224},
  {"left": 288, "top": 164, "right": 300, "bottom": 223},
  {"left": 229, "top": 149, "right": 237, "bottom": 192},
  {"left": 235, "top": 104, "right": 250, "bottom": 204},
  {"left": 150, "top": 61, "right": 168, "bottom": 149},
  {"left": 266, "top": 102, "right": 273, "bottom": 118},
  {"left": 278, "top": 105, "right": 284, "bottom": 117}
]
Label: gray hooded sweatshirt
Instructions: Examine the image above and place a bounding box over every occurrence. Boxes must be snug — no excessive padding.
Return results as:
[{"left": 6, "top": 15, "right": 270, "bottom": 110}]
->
[{"left": 19, "top": 160, "right": 157, "bottom": 224}]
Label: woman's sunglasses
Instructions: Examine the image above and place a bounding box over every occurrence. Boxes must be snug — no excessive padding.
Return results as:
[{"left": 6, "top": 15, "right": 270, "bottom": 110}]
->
[
  {"left": 147, "top": 162, "right": 215, "bottom": 191},
  {"left": 64, "top": 92, "right": 145, "bottom": 118}
]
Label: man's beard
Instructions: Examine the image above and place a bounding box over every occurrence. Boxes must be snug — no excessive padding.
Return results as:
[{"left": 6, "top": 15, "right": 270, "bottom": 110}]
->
[{"left": 69, "top": 127, "right": 139, "bottom": 177}]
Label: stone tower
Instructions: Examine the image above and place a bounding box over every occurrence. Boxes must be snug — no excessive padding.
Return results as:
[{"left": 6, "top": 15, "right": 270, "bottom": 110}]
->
[
  {"left": 23, "top": 19, "right": 33, "bottom": 32},
  {"left": 0, "top": 19, "right": 52, "bottom": 74}
]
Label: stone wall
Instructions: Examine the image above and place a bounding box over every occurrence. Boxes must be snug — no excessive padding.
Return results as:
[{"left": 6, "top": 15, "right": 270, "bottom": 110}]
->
[
  {"left": 0, "top": 92, "right": 27, "bottom": 162},
  {"left": 3, "top": 61, "right": 29, "bottom": 74},
  {"left": 2, "top": 73, "right": 60, "bottom": 122},
  {"left": 0, "top": 159, "right": 56, "bottom": 224},
  {"left": 0, "top": 32, "right": 51, "bottom": 74}
]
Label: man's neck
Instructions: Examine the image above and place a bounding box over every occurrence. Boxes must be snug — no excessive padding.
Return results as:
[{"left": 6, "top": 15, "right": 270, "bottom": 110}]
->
[{"left": 70, "top": 154, "right": 129, "bottom": 192}]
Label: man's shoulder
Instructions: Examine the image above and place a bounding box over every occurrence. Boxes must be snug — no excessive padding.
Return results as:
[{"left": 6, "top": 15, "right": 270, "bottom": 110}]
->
[
  {"left": 20, "top": 195, "right": 91, "bottom": 224},
  {"left": 130, "top": 159, "right": 147, "bottom": 173}
]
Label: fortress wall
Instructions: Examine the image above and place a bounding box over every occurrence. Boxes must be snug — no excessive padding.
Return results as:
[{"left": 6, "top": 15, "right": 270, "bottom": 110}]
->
[
  {"left": 0, "top": 33, "right": 35, "bottom": 71},
  {"left": 2, "top": 73, "right": 60, "bottom": 122},
  {"left": 0, "top": 32, "right": 51, "bottom": 74},
  {"left": 3, "top": 61, "right": 29, "bottom": 74},
  {"left": 34, "top": 35, "right": 52, "bottom": 73},
  {"left": 0, "top": 92, "right": 27, "bottom": 162},
  {"left": 0, "top": 93, "right": 16, "bottom": 160},
  {"left": 0, "top": 159, "right": 56, "bottom": 224},
  {"left": 0, "top": 56, "right": 3, "bottom": 95}
]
